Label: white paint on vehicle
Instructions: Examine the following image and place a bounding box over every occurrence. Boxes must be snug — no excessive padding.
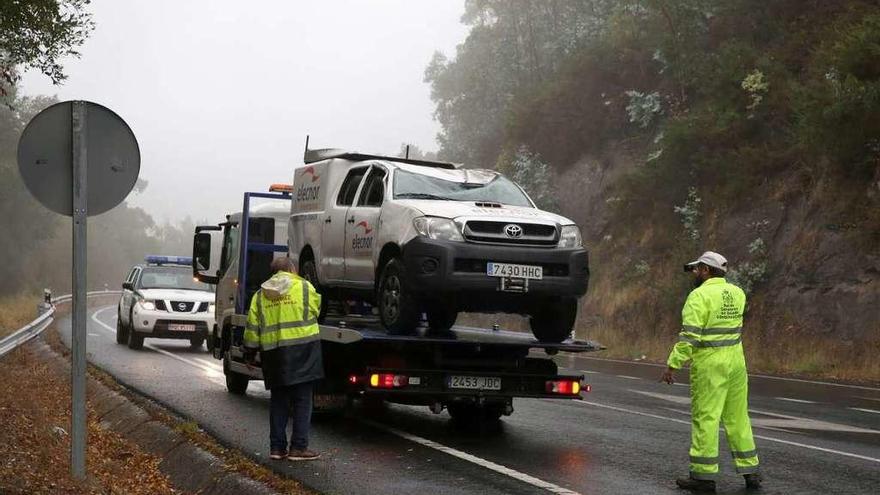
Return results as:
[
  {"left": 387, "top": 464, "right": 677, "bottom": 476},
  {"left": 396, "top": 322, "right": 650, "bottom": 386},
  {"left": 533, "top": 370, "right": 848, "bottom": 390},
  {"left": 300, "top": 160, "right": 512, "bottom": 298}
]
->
[{"left": 361, "top": 419, "right": 582, "bottom": 495}]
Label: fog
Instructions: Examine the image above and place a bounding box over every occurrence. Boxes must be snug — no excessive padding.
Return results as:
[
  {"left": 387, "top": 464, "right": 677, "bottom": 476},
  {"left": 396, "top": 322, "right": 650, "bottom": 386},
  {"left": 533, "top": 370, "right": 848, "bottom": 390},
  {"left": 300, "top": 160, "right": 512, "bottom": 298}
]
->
[{"left": 20, "top": 0, "right": 468, "bottom": 224}]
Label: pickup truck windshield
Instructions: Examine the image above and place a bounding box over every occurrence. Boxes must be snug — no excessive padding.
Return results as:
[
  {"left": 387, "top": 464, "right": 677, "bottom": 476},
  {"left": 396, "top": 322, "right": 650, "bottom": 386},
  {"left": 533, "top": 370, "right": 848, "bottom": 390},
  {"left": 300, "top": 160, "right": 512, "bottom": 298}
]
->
[
  {"left": 393, "top": 169, "right": 532, "bottom": 207},
  {"left": 139, "top": 266, "right": 214, "bottom": 292}
]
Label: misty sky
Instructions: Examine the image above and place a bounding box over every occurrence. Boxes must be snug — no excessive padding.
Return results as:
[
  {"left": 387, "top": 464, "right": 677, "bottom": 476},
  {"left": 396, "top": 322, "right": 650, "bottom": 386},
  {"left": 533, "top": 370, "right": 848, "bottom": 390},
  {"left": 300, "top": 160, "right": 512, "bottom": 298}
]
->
[{"left": 21, "top": 1, "right": 468, "bottom": 224}]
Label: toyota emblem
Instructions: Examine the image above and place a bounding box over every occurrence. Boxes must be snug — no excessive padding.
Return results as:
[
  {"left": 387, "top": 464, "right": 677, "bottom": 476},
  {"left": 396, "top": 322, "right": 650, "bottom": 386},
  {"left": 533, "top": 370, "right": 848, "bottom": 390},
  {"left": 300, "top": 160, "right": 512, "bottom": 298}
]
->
[
  {"left": 504, "top": 224, "right": 523, "bottom": 238},
  {"left": 177, "top": 302, "right": 186, "bottom": 311}
]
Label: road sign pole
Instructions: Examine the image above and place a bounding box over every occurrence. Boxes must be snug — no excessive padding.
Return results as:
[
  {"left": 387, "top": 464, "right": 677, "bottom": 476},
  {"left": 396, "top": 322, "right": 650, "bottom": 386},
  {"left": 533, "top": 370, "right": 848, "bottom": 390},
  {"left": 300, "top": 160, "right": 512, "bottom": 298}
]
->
[{"left": 71, "top": 101, "right": 88, "bottom": 479}]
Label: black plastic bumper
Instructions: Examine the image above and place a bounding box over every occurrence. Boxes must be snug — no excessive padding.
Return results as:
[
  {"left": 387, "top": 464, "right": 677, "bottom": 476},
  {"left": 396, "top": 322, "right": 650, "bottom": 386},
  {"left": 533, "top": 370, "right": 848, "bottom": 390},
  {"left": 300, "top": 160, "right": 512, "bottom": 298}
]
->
[{"left": 401, "top": 237, "right": 588, "bottom": 309}]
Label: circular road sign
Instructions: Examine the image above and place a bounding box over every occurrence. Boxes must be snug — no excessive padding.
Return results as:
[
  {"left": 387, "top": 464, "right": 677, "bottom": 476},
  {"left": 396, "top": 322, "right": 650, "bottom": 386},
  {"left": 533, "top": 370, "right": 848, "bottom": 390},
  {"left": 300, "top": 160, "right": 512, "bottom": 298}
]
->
[{"left": 17, "top": 100, "right": 140, "bottom": 216}]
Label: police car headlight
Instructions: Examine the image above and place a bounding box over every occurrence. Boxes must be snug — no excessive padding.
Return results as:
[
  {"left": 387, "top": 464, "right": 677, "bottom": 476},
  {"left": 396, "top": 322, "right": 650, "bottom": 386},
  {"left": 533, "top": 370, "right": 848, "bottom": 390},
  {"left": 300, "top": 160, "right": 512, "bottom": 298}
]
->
[
  {"left": 413, "top": 217, "right": 463, "bottom": 242},
  {"left": 558, "top": 225, "right": 583, "bottom": 248},
  {"left": 138, "top": 300, "right": 156, "bottom": 311},
  {"left": 208, "top": 303, "right": 216, "bottom": 314}
]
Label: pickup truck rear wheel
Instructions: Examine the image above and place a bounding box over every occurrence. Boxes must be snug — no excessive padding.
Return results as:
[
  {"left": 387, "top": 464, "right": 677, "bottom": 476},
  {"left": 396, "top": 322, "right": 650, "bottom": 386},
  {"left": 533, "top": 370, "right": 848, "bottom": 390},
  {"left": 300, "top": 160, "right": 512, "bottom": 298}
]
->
[
  {"left": 529, "top": 298, "right": 577, "bottom": 343},
  {"left": 378, "top": 258, "right": 420, "bottom": 335},
  {"left": 300, "top": 257, "right": 328, "bottom": 322}
]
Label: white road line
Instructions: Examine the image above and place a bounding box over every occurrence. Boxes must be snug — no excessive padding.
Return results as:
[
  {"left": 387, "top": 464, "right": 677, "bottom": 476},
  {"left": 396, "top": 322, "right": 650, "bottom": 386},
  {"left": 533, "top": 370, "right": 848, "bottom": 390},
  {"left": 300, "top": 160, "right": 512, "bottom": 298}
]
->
[
  {"left": 672, "top": 383, "right": 689, "bottom": 387},
  {"left": 194, "top": 357, "right": 222, "bottom": 369},
  {"left": 90, "top": 308, "right": 225, "bottom": 382},
  {"left": 615, "top": 375, "right": 642, "bottom": 380},
  {"left": 361, "top": 419, "right": 581, "bottom": 495},
  {"left": 849, "top": 407, "right": 880, "bottom": 415},
  {"left": 575, "top": 356, "right": 880, "bottom": 392},
  {"left": 88, "top": 333, "right": 100, "bottom": 337},
  {"left": 578, "top": 370, "right": 600, "bottom": 374},
  {"left": 574, "top": 400, "right": 880, "bottom": 464},
  {"left": 776, "top": 397, "right": 817, "bottom": 404}
]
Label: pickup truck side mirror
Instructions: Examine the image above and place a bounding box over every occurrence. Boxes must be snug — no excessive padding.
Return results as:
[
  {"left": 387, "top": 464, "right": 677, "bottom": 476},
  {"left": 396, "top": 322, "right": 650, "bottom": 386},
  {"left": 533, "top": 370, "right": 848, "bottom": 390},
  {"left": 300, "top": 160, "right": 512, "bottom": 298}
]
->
[
  {"left": 192, "top": 230, "right": 220, "bottom": 285},
  {"left": 122, "top": 282, "right": 133, "bottom": 291}
]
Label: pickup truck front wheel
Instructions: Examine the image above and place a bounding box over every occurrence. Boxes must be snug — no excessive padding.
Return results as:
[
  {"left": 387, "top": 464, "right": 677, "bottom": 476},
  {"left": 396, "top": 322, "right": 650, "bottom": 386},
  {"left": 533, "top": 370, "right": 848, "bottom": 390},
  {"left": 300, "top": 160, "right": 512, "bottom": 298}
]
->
[
  {"left": 529, "top": 298, "right": 577, "bottom": 343},
  {"left": 378, "top": 258, "right": 420, "bottom": 335}
]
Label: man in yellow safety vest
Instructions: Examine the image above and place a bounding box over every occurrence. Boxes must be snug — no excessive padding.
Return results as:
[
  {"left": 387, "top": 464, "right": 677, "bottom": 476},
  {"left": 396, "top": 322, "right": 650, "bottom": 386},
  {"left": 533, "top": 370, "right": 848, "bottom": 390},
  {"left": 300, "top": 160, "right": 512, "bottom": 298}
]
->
[
  {"left": 244, "top": 257, "right": 323, "bottom": 461},
  {"left": 660, "top": 251, "right": 762, "bottom": 492}
]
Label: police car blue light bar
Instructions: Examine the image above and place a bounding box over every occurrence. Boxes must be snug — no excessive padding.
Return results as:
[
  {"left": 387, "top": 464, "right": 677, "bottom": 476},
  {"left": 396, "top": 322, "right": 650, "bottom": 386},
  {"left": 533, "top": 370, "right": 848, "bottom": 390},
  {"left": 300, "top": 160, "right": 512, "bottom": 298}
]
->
[{"left": 145, "top": 255, "right": 193, "bottom": 266}]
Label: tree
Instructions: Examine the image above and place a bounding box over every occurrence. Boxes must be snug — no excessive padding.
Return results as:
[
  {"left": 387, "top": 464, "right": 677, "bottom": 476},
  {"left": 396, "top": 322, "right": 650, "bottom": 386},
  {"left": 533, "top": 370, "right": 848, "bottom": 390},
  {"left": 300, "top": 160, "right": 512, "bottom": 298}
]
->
[{"left": 0, "top": 0, "right": 94, "bottom": 97}]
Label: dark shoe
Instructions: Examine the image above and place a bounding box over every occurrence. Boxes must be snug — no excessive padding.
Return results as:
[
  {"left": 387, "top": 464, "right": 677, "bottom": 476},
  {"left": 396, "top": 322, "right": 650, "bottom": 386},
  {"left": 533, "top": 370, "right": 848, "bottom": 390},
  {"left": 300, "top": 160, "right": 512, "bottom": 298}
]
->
[
  {"left": 744, "top": 472, "right": 763, "bottom": 489},
  {"left": 676, "top": 476, "right": 716, "bottom": 492},
  {"left": 269, "top": 450, "right": 287, "bottom": 460},
  {"left": 288, "top": 448, "right": 320, "bottom": 461}
]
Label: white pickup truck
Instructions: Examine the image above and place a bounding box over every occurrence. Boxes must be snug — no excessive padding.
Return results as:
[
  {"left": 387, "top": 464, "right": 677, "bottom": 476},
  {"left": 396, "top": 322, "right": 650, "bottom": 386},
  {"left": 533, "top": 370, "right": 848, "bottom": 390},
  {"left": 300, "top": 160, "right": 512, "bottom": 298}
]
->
[{"left": 288, "top": 148, "right": 590, "bottom": 343}]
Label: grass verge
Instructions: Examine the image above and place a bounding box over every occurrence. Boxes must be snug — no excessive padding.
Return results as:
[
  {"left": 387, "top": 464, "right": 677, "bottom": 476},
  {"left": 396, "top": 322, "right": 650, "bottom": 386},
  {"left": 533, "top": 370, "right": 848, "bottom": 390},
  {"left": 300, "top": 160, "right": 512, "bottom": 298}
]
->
[
  {"left": 0, "top": 293, "right": 38, "bottom": 338},
  {"left": 0, "top": 345, "right": 181, "bottom": 494}
]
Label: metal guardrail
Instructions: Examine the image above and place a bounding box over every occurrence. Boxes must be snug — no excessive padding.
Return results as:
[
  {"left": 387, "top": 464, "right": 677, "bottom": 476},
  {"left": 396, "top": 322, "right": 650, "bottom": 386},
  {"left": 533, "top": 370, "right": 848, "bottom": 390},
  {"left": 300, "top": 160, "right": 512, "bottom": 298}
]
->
[{"left": 0, "top": 290, "right": 121, "bottom": 359}]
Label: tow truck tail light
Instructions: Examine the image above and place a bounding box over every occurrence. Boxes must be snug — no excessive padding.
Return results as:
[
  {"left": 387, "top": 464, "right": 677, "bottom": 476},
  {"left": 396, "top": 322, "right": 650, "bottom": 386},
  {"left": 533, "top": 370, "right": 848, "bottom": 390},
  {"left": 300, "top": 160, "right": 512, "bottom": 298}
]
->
[
  {"left": 546, "top": 379, "right": 582, "bottom": 395},
  {"left": 369, "top": 373, "right": 409, "bottom": 389}
]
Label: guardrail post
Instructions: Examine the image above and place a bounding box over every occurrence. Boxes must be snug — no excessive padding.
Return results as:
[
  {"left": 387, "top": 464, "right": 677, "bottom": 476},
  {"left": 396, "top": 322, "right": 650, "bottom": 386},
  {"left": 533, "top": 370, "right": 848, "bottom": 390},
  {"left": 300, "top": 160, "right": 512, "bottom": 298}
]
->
[{"left": 37, "top": 289, "right": 53, "bottom": 316}]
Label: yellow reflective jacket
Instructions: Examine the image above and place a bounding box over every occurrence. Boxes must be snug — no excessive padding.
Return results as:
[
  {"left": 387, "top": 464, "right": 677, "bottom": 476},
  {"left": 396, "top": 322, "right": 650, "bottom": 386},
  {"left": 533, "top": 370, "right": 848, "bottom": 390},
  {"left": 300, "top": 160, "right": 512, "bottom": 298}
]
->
[
  {"left": 244, "top": 271, "right": 321, "bottom": 351},
  {"left": 667, "top": 277, "right": 746, "bottom": 370}
]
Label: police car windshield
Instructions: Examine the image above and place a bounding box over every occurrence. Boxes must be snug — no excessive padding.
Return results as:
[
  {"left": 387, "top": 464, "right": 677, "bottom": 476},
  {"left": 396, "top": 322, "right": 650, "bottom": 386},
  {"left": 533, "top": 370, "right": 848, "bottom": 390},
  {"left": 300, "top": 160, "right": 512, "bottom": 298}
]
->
[
  {"left": 393, "top": 169, "right": 532, "bottom": 207},
  {"left": 138, "top": 266, "right": 213, "bottom": 292}
]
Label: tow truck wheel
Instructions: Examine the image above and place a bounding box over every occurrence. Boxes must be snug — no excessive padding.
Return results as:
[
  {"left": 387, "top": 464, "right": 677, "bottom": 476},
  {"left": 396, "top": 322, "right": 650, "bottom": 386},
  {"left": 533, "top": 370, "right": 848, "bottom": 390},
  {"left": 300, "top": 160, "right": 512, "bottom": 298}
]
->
[
  {"left": 378, "top": 258, "right": 420, "bottom": 335},
  {"left": 223, "top": 354, "right": 248, "bottom": 395},
  {"left": 529, "top": 298, "right": 577, "bottom": 343},
  {"left": 115, "top": 310, "right": 128, "bottom": 344},
  {"left": 300, "top": 257, "right": 328, "bottom": 322}
]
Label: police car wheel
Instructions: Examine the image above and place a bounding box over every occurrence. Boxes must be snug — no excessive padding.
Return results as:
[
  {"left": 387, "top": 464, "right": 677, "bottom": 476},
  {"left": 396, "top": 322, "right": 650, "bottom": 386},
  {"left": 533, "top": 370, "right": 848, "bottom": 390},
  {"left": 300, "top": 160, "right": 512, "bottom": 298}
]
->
[
  {"left": 378, "top": 258, "right": 420, "bottom": 335},
  {"left": 127, "top": 323, "right": 144, "bottom": 350},
  {"left": 115, "top": 311, "right": 128, "bottom": 344},
  {"left": 189, "top": 337, "right": 205, "bottom": 349}
]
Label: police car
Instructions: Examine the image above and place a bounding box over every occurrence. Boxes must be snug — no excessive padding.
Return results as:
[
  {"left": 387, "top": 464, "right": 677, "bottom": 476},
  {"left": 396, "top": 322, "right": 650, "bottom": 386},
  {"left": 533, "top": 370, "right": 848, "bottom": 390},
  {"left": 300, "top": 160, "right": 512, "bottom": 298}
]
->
[{"left": 117, "top": 256, "right": 215, "bottom": 350}]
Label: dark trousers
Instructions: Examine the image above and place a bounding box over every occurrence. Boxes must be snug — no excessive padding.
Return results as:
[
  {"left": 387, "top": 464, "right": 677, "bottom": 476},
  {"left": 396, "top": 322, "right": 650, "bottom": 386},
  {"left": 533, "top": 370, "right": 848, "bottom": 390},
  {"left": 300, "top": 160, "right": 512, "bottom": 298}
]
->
[{"left": 269, "top": 381, "right": 314, "bottom": 452}]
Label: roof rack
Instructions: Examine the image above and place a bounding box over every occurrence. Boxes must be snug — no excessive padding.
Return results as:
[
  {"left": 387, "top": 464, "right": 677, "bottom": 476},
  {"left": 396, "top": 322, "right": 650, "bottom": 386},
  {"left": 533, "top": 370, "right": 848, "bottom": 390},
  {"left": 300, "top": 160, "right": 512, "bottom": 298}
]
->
[{"left": 302, "top": 136, "right": 459, "bottom": 170}]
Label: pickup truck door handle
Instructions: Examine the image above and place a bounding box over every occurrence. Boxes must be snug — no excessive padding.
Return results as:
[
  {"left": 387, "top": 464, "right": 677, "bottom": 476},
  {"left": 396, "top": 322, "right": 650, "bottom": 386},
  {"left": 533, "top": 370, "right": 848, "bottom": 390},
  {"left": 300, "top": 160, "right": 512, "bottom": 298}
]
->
[
  {"left": 347, "top": 216, "right": 355, "bottom": 224},
  {"left": 324, "top": 217, "right": 332, "bottom": 224}
]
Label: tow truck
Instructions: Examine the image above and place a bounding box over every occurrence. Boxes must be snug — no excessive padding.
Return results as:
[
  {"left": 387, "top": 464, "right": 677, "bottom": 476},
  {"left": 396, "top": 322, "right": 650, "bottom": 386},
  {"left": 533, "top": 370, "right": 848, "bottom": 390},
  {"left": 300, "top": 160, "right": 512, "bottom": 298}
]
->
[{"left": 193, "top": 184, "right": 603, "bottom": 422}]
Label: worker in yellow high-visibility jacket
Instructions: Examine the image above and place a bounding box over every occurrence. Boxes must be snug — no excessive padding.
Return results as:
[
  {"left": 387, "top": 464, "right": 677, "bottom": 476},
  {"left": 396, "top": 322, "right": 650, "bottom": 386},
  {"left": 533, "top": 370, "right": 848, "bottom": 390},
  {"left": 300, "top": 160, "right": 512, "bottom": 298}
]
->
[
  {"left": 660, "top": 251, "right": 762, "bottom": 492},
  {"left": 244, "top": 257, "right": 323, "bottom": 462}
]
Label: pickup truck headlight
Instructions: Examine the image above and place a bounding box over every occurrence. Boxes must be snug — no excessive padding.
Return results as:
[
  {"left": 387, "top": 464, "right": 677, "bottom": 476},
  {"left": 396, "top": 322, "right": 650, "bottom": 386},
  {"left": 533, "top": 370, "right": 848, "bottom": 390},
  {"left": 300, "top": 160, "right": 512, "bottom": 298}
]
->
[
  {"left": 138, "top": 300, "right": 156, "bottom": 311},
  {"left": 413, "top": 217, "right": 464, "bottom": 242},
  {"left": 558, "top": 225, "right": 583, "bottom": 248}
]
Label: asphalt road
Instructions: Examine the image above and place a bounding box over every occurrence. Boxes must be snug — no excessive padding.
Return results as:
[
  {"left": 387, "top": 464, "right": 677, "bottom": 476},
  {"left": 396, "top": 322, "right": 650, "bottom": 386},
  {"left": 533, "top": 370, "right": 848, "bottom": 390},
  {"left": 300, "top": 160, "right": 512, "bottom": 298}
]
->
[{"left": 58, "top": 305, "right": 880, "bottom": 494}]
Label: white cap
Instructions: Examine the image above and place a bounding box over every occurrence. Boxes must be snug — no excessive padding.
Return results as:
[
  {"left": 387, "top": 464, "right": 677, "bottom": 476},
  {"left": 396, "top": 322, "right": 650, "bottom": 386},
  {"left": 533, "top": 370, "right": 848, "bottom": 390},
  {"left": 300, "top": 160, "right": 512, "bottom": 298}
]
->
[{"left": 684, "top": 251, "right": 728, "bottom": 273}]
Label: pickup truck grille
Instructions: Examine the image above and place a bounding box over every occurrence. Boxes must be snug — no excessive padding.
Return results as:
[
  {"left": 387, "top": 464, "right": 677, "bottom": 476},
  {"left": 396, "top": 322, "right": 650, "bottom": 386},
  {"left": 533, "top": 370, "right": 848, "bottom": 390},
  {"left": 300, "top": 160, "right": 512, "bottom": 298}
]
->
[{"left": 462, "top": 221, "right": 558, "bottom": 246}]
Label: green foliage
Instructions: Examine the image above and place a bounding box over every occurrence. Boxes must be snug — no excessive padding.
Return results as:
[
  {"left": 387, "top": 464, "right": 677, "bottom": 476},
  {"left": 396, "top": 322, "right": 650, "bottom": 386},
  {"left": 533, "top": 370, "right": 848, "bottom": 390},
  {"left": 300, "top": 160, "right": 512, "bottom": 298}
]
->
[
  {"left": 727, "top": 237, "right": 769, "bottom": 294},
  {"left": 673, "top": 186, "right": 702, "bottom": 242},
  {"left": 500, "top": 146, "right": 560, "bottom": 212},
  {"left": 0, "top": 0, "right": 94, "bottom": 96}
]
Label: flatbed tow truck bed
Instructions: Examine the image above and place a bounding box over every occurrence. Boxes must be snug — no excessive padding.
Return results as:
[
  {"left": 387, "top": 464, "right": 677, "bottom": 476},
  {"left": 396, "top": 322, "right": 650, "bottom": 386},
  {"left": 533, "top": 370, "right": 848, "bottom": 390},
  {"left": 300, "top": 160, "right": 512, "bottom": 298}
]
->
[{"left": 226, "top": 314, "right": 603, "bottom": 420}]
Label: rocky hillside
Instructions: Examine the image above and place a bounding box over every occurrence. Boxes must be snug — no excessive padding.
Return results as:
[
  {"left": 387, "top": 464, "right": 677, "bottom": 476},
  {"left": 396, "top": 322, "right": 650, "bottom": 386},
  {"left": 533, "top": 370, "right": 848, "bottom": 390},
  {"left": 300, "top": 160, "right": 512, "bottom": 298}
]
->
[{"left": 429, "top": 1, "right": 880, "bottom": 380}]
